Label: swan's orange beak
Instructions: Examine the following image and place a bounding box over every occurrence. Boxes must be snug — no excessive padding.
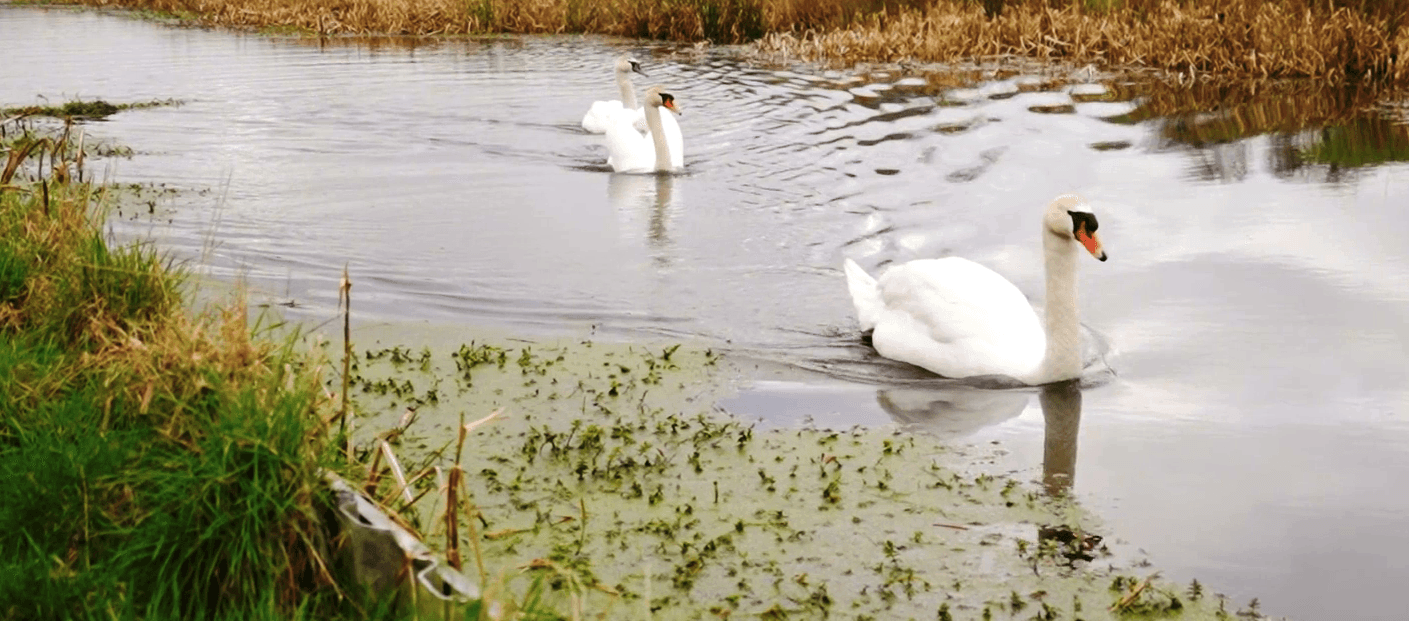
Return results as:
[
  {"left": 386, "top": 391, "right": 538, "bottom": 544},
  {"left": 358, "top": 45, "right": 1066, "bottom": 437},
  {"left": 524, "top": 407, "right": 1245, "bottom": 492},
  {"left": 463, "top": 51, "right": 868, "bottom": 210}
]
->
[
  {"left": 663, "top": 100, "right": 681, "bottom": 115},
  {"left": 1076, "top": 225, "right": 1107, "bottom": 262}
]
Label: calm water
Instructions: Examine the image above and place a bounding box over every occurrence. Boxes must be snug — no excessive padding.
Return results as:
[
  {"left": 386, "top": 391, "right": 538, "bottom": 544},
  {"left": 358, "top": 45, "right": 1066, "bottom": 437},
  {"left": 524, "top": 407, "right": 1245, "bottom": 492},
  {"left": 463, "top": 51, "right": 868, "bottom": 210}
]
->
[{"left": 5, "top": 6, "right": 1409, "bottom": 619}]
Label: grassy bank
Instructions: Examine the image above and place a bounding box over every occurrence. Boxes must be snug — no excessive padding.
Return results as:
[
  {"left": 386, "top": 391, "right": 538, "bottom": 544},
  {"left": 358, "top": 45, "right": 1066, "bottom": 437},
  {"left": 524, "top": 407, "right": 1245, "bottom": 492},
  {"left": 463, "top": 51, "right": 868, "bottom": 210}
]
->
[
  {"left": 0, "top": 117, "right": 411, "bottom": 618},
  {"left": 41, "top": 0, "right": 1409, "bottom": 86}
]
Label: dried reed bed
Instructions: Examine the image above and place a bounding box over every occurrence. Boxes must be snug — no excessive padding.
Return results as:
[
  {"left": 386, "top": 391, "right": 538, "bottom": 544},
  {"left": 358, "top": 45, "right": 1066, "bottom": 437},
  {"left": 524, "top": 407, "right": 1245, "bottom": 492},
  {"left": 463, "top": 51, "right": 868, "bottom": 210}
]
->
[
  {"left": 760, "top": 1, "right": 1409, "bottom": 85},
  {"left": 65, "top": 0, "right": 896, "bottom": 39},
  {"left": 52, "top": 0, "right": 1409, "bottom": 84}
]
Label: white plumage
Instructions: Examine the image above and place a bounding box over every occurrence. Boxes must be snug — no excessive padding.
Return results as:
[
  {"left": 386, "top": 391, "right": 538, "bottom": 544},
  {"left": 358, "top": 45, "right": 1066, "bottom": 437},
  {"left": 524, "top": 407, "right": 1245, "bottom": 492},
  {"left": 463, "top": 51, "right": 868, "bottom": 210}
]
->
[
  {"left": 604, "top": 86, "right": 683, "bottom": 174},
  {"left": 843, "top": 194, "right": 1108, "bottom": 385},
  {"left": 845, "top": 257, "right": 1046, "bottom": 381}
]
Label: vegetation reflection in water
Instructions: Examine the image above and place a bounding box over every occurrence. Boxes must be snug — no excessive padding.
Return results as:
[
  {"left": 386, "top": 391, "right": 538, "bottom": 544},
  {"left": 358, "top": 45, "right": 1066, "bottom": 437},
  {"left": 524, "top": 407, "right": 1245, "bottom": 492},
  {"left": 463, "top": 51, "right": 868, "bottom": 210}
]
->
[{"left": 1082, "top": 80, "right": 1409, "bottom": 178}]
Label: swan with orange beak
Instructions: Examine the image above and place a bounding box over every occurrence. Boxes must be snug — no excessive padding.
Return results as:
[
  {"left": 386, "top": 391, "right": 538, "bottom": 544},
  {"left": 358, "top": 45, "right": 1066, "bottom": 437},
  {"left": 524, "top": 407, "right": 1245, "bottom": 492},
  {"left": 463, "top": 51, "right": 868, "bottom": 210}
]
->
[{"left": 845, "top": 194, "right": 1110, "bottom": 385}]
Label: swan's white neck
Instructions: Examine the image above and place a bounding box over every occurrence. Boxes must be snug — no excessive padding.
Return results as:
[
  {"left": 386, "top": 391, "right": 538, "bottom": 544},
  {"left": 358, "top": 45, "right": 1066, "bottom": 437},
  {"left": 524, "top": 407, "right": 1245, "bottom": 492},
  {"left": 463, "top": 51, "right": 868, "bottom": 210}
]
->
[
  {"left": 1038, "top": 228, "right": 1082, "bottom": 383},
  {"left": 645, "top": 104, "right": 672, "bottom": 172},
  {"left": 616, "top": 70, "right": 637, "bottom": 110}
]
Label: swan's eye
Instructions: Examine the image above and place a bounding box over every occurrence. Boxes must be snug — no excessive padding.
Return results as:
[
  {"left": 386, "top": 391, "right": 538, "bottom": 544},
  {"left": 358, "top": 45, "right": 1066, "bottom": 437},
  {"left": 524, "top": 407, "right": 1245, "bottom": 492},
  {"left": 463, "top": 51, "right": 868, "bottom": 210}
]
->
[{"left": 1067, "top": 211, "right": 1098, "bottom": 235}]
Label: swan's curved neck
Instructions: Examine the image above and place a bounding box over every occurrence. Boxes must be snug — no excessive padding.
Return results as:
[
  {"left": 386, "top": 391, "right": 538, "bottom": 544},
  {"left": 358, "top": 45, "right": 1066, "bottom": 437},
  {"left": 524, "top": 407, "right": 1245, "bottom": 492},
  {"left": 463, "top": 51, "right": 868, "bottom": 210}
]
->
[
  {"left": 1039, "top": 229, "right": 1082, "bottom": 382},
  {"left": 644, "top": 105, "right": 671, "bottom": 172},
  {"left": 617, "top": 71, "right": 637, "bottom": 109}
]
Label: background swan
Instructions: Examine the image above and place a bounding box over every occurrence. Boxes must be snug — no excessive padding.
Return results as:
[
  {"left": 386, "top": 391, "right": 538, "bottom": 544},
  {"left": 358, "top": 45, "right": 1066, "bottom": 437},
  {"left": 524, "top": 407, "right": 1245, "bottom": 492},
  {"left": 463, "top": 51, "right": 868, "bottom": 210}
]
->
[
  {"left": 581, "top": 55, "right": 647, "bottom": 133},
  {"left": 580, "top": 56, "right": 685, "bottom": 164},
  {"left": 843, "top": 194, "right": 1108, "bottom": 385},
  {"left": 605, "top": 86, "right": 682, "bottom": 173}
]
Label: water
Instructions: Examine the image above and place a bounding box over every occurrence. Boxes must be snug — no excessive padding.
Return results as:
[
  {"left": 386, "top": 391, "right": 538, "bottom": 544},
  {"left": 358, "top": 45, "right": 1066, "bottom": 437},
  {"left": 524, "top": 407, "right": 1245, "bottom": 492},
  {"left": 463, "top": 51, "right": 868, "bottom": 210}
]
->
[{"left": 5, "top": 6, "right": 1409, "bottom": 619}]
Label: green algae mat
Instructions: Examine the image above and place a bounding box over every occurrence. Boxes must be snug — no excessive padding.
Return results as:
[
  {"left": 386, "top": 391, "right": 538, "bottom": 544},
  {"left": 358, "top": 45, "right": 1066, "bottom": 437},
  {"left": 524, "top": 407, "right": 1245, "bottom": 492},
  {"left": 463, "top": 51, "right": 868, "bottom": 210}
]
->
[{"left": 340, "top": 323, "right": 1243, "bottom": 620}]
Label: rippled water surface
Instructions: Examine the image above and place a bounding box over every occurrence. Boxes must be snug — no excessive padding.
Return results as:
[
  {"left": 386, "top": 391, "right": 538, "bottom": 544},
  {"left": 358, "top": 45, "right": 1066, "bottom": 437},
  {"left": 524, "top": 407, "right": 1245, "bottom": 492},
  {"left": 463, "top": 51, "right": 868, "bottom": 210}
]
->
[{"left": 5, "top": 6, "right": 1409, "bottom": 620}]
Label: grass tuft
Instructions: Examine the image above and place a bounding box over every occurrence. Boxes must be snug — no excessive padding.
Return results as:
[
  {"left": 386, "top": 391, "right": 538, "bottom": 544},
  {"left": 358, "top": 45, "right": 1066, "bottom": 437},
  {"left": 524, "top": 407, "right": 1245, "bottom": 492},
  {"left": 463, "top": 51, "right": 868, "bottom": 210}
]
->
[{"left": 0, "top": 116, "right": 344, "bottom": 619}]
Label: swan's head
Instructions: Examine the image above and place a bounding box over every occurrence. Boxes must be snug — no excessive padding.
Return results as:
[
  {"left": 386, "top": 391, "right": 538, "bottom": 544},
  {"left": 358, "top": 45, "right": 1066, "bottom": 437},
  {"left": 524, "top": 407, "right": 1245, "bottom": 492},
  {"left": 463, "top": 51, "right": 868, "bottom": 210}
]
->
[
  {"left": 644, "top": 86, "right": 682, "bottom": 115},
  {"left": 1044, "top": 193, "right": 1107, "bottom": 262},
  {"left": 615, "top": 55, "right": 647, "bottom": 77}
]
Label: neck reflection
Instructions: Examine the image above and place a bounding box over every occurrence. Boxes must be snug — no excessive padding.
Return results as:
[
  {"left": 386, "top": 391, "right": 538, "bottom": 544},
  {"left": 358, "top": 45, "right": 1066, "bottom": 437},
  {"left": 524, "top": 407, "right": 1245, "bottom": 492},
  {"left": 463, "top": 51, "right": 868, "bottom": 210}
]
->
[{"left": 1039, "top": 379, "right": 1082, "bottom": 497}]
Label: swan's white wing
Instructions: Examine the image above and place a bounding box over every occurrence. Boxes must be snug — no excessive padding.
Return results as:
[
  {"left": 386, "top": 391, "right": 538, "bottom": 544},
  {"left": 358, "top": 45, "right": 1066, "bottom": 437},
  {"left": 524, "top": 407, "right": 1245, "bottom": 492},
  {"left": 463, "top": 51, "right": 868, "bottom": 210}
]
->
[
  {"left": 604, "top": 121, "right": 653, "bottom": 173},
  {"left": 582, "top": 100, "right": 628, "bottom": 133},
  {"left": 869, "top": 258, "right": 1045, "bottom": 379}
]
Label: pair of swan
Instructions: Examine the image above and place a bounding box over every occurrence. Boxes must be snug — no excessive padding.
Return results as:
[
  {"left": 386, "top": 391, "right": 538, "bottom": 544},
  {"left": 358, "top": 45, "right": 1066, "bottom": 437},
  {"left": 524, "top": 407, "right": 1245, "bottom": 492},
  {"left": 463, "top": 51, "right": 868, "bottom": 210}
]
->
[
  {"left": 845, "top": 194, "right": 1108, "bottom": 386},
  {"left": 580, "top": 55, "right": 683, "bottom": 173}
]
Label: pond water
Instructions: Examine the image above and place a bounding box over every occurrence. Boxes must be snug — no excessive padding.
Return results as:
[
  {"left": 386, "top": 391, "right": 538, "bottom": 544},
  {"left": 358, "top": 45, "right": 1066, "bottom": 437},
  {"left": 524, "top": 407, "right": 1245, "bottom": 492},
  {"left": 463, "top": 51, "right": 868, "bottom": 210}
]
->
[{"left": 5, "top": 6, "right": 1409, "bottom": 620}]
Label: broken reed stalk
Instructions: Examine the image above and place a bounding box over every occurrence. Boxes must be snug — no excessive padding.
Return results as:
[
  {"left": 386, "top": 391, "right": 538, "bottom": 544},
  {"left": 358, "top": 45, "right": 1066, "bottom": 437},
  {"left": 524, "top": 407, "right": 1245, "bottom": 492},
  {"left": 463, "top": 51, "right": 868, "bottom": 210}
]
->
[
  {"left": 338, "top": 264, "right": 352, "bottom": 460},
  {"left": 450, "top": 409, "right": 500, "bottom": 584},
  {"left": 383, "top": 466, "right": 437, "bottom": 508},
  {"left": 445, "top": 465, "right": 462, "bottom": 571},
  {"left": 378, "top": 440, "right": 414, "bottom": 505},
  {"left": 458, "top": 473, "right": 487, "bottom": 586},
  {"left": 362, "top": 442, "right": 385, "bottom": 497},
  {"left": 75, "top": 127, "right": 85, "bottom": 184}
]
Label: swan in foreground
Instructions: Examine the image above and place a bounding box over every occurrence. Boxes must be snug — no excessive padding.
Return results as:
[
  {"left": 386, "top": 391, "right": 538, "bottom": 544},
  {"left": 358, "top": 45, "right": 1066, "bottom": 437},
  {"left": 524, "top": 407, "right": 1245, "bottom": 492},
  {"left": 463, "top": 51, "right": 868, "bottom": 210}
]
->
[
  {"left": 581, "top": 55, "right": 648, "bottom": 133},
  {"left": 605, "top": 86, "right": 683, "bottom": 173},
  {"left": 843, "top": 194, "right": 1108, "bottom": 385}
]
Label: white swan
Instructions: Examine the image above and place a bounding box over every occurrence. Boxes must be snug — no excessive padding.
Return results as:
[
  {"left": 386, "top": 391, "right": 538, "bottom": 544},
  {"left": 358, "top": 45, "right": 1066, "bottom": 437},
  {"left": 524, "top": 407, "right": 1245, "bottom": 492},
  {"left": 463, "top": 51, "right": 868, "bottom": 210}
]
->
[
  {"left": 581, "top": 55, "right": 648, "bottom": 133},
  {"left": 843, "top": 194, "right": 1108, "bottom": 385},
  {"left": 581, "top": 56, "right": 684, "bottom": 165},
  {"left": 605, "top": 86, "right": 683, "bottom": 173}
]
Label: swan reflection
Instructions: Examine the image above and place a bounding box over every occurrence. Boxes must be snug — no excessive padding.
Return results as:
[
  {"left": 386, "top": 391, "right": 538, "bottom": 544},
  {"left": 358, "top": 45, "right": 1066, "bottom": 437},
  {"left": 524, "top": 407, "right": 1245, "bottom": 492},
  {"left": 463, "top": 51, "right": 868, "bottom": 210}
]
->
[
  {"left": 1038, "top": 380, "right": 1081, "bottom": 497},
  {"left": 875, "top": 378, "right": 1084, "bottom": 496},
  {"left": 876, "top": 385, "right": 1030, "bottom": 437},
  {"left": 607, "top": 172, "right": 678, "bottom": 266}
]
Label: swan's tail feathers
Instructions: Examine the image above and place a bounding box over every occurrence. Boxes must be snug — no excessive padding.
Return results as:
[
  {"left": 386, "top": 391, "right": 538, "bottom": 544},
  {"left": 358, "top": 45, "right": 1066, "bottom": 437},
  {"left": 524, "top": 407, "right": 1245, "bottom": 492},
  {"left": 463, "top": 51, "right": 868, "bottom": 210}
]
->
[{"left": 843, "top": 258, "right": 882, "bottom": 332}]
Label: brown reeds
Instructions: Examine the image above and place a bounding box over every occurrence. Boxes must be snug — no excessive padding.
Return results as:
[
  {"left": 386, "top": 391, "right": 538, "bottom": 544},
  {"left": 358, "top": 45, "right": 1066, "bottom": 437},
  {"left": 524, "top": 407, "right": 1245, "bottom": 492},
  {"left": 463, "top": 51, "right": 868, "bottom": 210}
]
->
[
  {"left": 761, "top": 0, "right": 1409, "bottom": 85},
  {"left": 52, "top": 0, "right": 1409, "bottom": 86}
]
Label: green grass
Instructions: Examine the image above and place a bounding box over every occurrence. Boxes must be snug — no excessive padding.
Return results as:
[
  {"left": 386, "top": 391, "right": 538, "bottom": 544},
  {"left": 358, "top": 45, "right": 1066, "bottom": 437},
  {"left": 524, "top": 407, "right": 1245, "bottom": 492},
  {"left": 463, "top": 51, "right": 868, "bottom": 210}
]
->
[
  {"left": 0, "top": 112, "right": 579, "bottom": 620},
  {"left": 0, "top": 120, "right": 421, "bottom": 620},
  {"left": 0, "top": 186, "right": 338, "bottom": 618}
]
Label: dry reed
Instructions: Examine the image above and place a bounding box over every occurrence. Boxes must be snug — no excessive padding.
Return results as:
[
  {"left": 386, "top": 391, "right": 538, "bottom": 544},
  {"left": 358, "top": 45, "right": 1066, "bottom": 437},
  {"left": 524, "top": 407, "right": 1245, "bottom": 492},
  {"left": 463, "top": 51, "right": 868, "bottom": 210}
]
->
[
  {"left": 759, "top": 1, "right": 1409, "bottom": 85},
  {"left": 53, "top": 0, "right": 1409, "bottom": 85}
]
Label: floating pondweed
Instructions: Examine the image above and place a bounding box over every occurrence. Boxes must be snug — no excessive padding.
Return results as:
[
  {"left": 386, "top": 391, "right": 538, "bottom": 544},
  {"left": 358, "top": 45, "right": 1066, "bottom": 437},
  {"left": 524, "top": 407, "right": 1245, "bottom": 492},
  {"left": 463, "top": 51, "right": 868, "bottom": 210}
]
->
[{"left": 338, "top": 322, "right": 1268, "bottom": 619}]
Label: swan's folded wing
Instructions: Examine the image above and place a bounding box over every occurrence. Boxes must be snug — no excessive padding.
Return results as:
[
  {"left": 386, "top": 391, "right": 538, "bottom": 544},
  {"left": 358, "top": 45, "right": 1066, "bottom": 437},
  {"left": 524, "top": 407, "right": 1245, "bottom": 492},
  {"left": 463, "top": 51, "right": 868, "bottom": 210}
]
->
[
  {"left": 603, "top": 120, "right": 653, "bottom": 173},
  {"left": 872, "top": 258, "right": 1044, "bottom": 377},
  {"left": 582, "top": 100, "right": 628, "bottom": 133}
]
